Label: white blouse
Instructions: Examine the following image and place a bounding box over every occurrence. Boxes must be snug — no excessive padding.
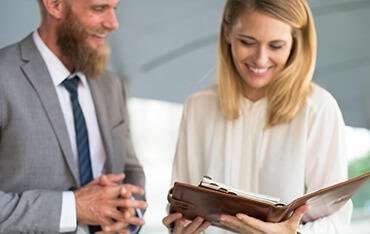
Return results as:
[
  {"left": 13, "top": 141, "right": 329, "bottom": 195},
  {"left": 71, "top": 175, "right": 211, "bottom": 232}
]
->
[{"left": 171, "top": 84, "right": 352, "bottom": 233}]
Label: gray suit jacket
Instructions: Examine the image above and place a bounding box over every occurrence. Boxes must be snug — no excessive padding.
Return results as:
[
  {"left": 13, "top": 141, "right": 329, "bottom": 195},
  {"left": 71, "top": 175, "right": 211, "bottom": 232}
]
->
[{"left": 0, "top": 34, "right": 145, "bottom": 233}]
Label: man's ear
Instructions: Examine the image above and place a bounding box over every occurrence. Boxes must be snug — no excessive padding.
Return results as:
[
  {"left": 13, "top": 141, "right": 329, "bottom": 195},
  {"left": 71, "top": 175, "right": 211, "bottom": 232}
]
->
[
  {"left": 223, "top": 22, "right": 231, "bottom": 44},
  {"left": 42, "top": 0, "right": 67, "bottom": 19}
]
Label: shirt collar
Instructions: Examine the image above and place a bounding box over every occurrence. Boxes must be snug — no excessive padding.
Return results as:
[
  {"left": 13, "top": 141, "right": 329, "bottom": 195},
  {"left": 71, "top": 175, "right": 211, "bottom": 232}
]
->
[
  {"left": 66, "top": 71, "right": 89, "bottom": 88},
  {"left": 32, "top": 31, "right": 88, "bottom": 87}
]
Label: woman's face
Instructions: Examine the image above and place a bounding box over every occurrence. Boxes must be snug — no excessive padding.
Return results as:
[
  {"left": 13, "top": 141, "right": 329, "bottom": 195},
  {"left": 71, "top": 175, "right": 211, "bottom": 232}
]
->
[{"left": 224, "top": 10, "right": 293, "bottom": 101}]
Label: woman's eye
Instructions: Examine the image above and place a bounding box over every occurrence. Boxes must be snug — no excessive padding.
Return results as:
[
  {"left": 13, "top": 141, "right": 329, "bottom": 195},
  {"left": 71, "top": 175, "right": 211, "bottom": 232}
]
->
[
  {"left": 240, "top": 40, "right": 255, "bottom": 46},
  {"left": 270, "top": 44, "right": 284, "bottom": 50}
]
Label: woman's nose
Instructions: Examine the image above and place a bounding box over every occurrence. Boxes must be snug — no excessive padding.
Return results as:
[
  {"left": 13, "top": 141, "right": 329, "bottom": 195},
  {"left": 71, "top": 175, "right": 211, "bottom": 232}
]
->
[{"left": 253, "top": 47, "right": 269, "bottom": 67}]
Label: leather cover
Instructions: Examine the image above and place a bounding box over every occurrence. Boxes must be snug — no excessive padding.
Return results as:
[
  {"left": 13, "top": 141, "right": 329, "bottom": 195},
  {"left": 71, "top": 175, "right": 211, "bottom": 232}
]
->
[{"left": 168, "top": 173, "right": 370, "bottom": 231}]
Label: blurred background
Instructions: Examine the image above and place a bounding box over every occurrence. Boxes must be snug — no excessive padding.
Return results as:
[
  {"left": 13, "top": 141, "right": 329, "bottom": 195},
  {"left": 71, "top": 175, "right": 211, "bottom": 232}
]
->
[{"left": 1, "top": 0, "right": 369, "bottom": 233}]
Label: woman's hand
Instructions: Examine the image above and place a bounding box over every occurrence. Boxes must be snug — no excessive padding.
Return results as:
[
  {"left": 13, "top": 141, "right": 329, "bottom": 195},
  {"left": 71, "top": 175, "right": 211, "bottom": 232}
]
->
[
  {"left": 217, "top": 204, "right": 310, "bottom": 234},
  {"left": 163, "top": 213, "right": 211, "bottom": 234}
]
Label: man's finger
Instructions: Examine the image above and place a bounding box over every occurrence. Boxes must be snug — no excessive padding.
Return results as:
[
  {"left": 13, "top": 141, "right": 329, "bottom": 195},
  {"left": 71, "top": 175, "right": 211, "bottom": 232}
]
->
[
  {"left": 99, "top": 174, "right": 126, "bottom": 186},
  {"left": 98, "top": 174, "right": 112, "bottom": 186},
  {"left": 119, "top": 187, "right": 132, "bottom": 199},
  {"left": 127, "top": 216, "right": 145, "bottom": 226},
  {"left": 105, "top": 173, "right": 126, "bottom": 183},
  {"left": 102, "top": 223, "right": 130, "bottom": 234},
  {"left": 121, "top": 184, "right": 145, "bottom": 196},
  {"left": 101, "top": 218, "right": 144, "bottom": 233},
  {"left": 115, "top": 198, "right": 148, "bottom": 210},
  {"left": 95, "top": 230, "right": 116, "bottom": 234}
]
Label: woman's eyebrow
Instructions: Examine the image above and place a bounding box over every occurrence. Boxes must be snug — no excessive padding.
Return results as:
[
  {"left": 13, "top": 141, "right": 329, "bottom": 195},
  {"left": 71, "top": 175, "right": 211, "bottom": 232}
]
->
[{"left": 238, "top": 34, "right": 256, "bottom": 40}]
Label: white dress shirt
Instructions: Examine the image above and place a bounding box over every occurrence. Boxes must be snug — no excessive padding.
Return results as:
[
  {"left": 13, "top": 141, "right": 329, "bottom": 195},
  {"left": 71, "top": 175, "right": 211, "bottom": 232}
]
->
[
  {"left": 33, "top": 31, "right": 107, "bottom": 233},
  {"left": 172, "top": 84, "right": 353, "bottom": 233}
]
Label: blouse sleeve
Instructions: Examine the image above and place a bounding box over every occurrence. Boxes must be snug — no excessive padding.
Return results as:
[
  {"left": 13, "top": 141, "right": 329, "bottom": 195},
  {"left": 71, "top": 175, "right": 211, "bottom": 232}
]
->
[
  {"left": 171, "top": 105, "right": 192, "bottom": 185},
  {"left": 298, "top": 92, "right": 353, "bottom": 233},
  {"left": 171, "top": 95, "right": 207, "bottom": 186}
]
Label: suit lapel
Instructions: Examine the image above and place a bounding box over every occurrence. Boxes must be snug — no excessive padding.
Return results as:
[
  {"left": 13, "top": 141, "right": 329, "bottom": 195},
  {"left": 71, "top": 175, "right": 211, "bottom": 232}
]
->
[
  {"left": 88, "top": 78, "right": 114, "bottom": 174},
  {"left": 19, "top": 34, "right": 80, "bottom": 185}
]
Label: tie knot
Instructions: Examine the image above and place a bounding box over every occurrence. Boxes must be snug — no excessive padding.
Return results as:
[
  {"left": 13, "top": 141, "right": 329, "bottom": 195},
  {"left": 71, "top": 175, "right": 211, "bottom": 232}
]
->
[{"left": 63, "top": 76, "right": 80, "bottom": 96}]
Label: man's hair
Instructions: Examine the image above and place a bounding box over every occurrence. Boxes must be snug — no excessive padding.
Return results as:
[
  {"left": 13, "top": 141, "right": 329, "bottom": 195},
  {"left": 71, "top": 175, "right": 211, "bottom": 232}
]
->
[
  {"left": 217, "top": 0, "right": 317, "bottom": 128},
  {"left": 37, "top": 0, "right": 47, "bottom": 19},
  {"left": 37, "top": 0, "right": 72, "bottom": 20}
]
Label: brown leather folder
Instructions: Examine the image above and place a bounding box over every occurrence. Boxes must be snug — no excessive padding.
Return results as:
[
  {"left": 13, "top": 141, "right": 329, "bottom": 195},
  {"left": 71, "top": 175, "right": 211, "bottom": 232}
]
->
[{"left": 168, "top": 173, "right": 370, "bottom": 231}]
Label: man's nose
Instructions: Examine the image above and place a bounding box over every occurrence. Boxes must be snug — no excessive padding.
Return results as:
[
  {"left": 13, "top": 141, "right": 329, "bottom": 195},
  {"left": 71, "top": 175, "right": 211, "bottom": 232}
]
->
[{"left": 103, "top": 9, "right": 119, "bottom": 31}]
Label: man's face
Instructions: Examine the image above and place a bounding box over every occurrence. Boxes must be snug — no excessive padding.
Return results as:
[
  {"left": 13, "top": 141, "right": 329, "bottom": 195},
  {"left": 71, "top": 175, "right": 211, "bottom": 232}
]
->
[{"left": 57, "top": 0, "right": 120, "bottom": 78}]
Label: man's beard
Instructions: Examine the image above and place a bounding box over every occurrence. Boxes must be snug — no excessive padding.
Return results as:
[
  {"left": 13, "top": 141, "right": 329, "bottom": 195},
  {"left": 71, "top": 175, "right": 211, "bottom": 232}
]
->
[{"left": 57, "top": 8, "right": 110, "bottom": 78}]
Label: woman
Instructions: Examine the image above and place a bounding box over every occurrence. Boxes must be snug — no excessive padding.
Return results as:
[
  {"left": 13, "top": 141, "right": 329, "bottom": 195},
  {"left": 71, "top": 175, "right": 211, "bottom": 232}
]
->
[{"left": 163, "top": 0, "right": 352, "bottom": 233}]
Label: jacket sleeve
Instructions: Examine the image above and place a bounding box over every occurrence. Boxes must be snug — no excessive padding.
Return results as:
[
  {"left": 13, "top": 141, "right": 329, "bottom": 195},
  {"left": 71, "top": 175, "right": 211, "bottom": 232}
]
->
[{"left": 0, "top": 190, "right": 62, "bottom": 233}]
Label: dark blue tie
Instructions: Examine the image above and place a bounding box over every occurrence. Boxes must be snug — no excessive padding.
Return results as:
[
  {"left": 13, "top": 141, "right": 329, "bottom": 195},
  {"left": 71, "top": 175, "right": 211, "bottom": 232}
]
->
[
  {"left": 63, "top": 76, "right": 93, "bottom": 186},
  {"left": 63, "top": 76, "right": 101, "bottom": 233}
]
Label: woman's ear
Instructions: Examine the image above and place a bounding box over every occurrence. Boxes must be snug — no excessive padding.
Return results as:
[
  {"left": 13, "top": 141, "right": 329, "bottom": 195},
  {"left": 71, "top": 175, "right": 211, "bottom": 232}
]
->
[
  {"left": 42, "top": 0, "right": 67, "bottom": 19},
  {"left": 223, "top": 23, "right": 231, "bottom": 44}
]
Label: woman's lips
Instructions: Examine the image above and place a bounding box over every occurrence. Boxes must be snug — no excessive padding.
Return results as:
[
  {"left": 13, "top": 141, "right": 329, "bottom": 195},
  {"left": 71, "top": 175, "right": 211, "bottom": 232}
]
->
[{"left": 246, "top": 64, "right": 270, "bottom": 76}]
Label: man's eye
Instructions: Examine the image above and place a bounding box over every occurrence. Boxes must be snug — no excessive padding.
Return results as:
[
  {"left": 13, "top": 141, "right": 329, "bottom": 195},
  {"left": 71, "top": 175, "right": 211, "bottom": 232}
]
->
[{"left": 93, "top": 6, "right": 105, "bottom": 12}]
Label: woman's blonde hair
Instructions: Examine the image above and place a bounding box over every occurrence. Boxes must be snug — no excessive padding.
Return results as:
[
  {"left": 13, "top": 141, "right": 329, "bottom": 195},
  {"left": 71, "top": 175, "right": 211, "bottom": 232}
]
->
[{"left": 217, "top": 0, "right": 316, "bottom": 128}]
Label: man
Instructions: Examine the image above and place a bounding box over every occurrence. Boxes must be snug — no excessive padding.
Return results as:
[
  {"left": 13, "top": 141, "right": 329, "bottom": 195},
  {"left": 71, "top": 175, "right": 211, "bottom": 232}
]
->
[{"left": 0, "top": 0, "right": 147, "bottom": 233}]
